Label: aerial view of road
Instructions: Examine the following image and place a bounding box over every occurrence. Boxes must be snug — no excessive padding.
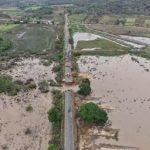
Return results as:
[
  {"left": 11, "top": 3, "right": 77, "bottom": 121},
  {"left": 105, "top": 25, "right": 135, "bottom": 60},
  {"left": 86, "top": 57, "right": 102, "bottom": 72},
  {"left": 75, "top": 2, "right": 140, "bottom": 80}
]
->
[
  {"left": 64, "top": 90, "right": 74, "bottom": 150},
  {"left": 1, "top": 1, "right": 150, "bottom": 150},
  {"left": 64, "top": 13, "right": 75, "bottom": 150}
]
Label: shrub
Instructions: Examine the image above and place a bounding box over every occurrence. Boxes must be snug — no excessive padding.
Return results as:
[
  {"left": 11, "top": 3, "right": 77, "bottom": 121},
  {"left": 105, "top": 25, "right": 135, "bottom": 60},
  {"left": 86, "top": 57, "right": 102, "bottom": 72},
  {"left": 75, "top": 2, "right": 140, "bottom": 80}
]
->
[
  {"left": 55, "top": 70, "right": 63, "bottom": 83},
  {"left": 0, "top": 37, "right": 13, "bottom": 52},
  {"left": 78, "top": 78, "right": 91, "bottom": 96},
  {"left": 48, "top": 144, "right": 58, "bottom": 150},
  {"left": 0, "top": 75, "right": 21, "bottom": 95},
  {"left": 79, "top": 102, "right": 108, "bottom": 125},
  {"left": 47, "top": 90, "right": 63, "bottom": 148},
  {"left": 26, "top": 105, "right": 33, "bottom": 112},
  {"left": 24, "top": 128, "right": 32, "bottom": 135},
  {"left": 38, "top": 81, "right": 49, "bottom": 93},
  {"left": 48, "top": 107, "right": 61, "bottom": 125},
  {"left": 53, "top": 64, "right": 62, "bottom": 72},
  {"left": 49, "top": 80, "right": 57, "bottom": 87},
  {"left": 27, "top": 83, "right": 37, "bottom": 89}
]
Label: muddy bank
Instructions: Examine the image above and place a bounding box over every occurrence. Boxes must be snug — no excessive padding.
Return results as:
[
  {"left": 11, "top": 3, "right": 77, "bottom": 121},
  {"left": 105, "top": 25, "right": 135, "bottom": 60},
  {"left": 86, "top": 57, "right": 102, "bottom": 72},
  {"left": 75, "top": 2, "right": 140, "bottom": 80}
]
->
[{"left": 77, "top": 55, "right": 150, "bottom": 150}]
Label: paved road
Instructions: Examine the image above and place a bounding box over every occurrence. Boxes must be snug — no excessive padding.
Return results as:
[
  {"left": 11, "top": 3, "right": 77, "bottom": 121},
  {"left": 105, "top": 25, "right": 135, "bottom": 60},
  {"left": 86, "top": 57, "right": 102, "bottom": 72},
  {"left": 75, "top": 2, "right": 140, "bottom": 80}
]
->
[
  {"left": 64, "top": 14, "right": 75, "bottom": 150},
  {"left": 64, "top": 90, "right": 74, "bottom": 150}
]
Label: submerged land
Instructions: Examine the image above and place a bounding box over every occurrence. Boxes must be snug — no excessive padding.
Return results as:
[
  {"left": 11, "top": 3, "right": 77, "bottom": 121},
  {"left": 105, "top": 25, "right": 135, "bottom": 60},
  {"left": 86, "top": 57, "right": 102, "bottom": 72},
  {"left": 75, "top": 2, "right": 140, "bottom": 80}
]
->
[{"left": 1, "top": 1, "right": 150, "bottom": 150}]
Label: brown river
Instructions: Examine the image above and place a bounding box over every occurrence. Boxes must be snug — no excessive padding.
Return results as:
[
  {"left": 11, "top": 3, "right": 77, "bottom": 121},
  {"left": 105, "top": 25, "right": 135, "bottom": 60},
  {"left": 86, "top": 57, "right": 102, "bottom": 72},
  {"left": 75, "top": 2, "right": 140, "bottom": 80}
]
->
[{"left": 77, "top": 54, "right": 150, "bottom": 150}]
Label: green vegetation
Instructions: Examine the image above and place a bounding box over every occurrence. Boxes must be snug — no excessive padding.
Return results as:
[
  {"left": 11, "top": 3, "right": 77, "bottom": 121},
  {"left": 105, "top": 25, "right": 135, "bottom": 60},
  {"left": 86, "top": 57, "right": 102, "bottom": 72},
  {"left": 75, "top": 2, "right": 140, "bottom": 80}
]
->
[
  {"left": 0, "top": 37, "right": 13, "bottom": 52},
  {"left": 26, "top": 6, "right": 53, "bottom": 17},
  {"left": 130, "top": 47, "right": 150, "bottom": 60},
  {"left": 86, "top": 24, "right": 150, "bottom": 37},
  {"left": 48, "top": 144, "right": 58, "bottom": 150},
  {"left": 79, "top": 102, "right": 108, "bottom": 125},
  {"left": 67, "top": 0, "right": 150, "bottom": 16},
  {"left": 144, "top": 20, "right": 150, "bottom": 27},
  {"left": 69, "top": 12, "right": 150, "bottom": 36},
  {"left": 78, "top": 78, "right": 91, "bottom": 96},
  {"left": 126, "top": 17, "right": 136, "bottom": 26},
  {"left": 69, "top": 23, "right": 86, "bottom": 34},
  {"left": 76, "top": 38, "right": 129, "bottom": 51},
  {"left": 53, "top": 33, "right": 64, "bottom": 83},
  {"left": 26, "top": 104, "right": 33, "bottom": 112},
  {"left": 69, "top": 12, "right": 150, "bottom": 27},
  {"left": 143, "top": 47, "right": 150, "bottom": 57},
  {"left": 48, "top": 107, "right": 61, "bottom": 125},
  {"left": 48, "top": 90, "right": 64, "bottom": 149},
  {"left": 0, "top": 24, "right": 56, "bottom": 62},
  {"left": 38, "top": 81, "right": 49, "bottom": 93},
  {"left": 0, "top": 75, "right": 26, "bottom": 96},
  {"left": 0, "top": 75, "right": 37, "bottom": 95},
  {"left": 69, "top": 14, "right": 87, "bottom": 24},
  {"left": 24, "top": 128, "right": 32, "bottom": 135},
  {"left": 2, "top": 0, "right": 150, "bottom": 16},
  {"left": 74, "top": 50, "right": 128, "bottom": 57},
  {"left": 27, "top": 83, "right": 37, "bottom": 89},
  {"left": 0, "top": 24, "right": 19, "bottom": 32}
]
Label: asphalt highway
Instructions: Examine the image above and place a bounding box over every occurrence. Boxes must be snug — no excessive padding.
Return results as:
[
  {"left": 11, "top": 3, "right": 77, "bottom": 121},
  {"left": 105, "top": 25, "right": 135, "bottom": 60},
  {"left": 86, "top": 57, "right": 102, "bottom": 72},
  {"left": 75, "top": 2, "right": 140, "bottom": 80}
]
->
[{"left": 64, "top": 14, "right": 75, "bottom": 150}]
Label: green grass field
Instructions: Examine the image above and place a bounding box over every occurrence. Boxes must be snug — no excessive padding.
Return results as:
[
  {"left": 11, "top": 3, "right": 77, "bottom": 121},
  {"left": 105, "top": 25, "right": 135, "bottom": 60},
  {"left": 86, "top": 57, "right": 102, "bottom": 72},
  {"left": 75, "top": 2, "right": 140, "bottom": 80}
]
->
[
  {"left": 144, "top": 20, "right": 150, "bottom": 27},
  {"left": 76, "top": 38, "right": 129, "bottom": 51},
  {"left": 101, "top": 15, "right": 114, "bottom": 24},
  {"left": 0, "top": 24, "right": 55, "bottom": 61},
  {"left": 69, "top": 14, "right": 87, "bottom": 24},
  {"left": 0, "top": 24, "right": 19, "bottom": 32},
  {"left": 69, "top": 23, "right": 86, "bottom": 34},
  {"left": 141, "top": 46, "right": 150, "bottom": 58},
  {"left": 125, "top": 17, "right": 136, "bottom": 26},
  {"left": 12, "top": 24, "right": 53, "bottom": 49}
]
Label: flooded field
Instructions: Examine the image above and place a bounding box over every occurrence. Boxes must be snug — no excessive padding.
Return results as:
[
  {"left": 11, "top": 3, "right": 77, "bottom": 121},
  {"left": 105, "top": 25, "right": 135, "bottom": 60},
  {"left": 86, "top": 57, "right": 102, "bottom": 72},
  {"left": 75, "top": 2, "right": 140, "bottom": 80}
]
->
[
  {"left": 0, "top": 58, "right": 55, "bottom": 150},
  {"left": 120, "top": 35, "right": 150, "bottom": 45},
  {"left": 0, "top": 90, "right": 52, "bottom": 150},
  {"left": 2, "top": 58, "right": 55, "bottom": 84},
  {"left": 77, "top": 55, "right": 150, "bottom": 150},
  {"left": 73, "top": 32, "right": 145, "bottom": 50},
  {"left": 73, "top": 32, "right": 102, "bottom": 48}
]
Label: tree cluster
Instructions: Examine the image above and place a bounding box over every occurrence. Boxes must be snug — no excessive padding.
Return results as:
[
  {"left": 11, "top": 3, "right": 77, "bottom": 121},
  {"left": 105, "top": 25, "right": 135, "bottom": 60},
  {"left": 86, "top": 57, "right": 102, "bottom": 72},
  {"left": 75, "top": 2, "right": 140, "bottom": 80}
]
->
[
  {"left": 78, "top": 78, "right": 91, "bottom": 96},
  {"left": 79, "top": 102, "right": 108, "bottom": 125}
]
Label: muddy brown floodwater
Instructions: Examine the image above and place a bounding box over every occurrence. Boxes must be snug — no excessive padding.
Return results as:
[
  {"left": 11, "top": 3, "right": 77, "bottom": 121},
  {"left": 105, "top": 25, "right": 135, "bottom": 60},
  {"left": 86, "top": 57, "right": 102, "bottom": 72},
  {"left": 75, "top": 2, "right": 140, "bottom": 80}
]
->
[
  {"left": 0, "top": 58, "right": 55, "bottom": 150},
  {"left": 78, "top": 54, "right": 150, "bottom": 150},
  {"left": 2, "top": 58, "right": 55, "bottom": 84}
]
